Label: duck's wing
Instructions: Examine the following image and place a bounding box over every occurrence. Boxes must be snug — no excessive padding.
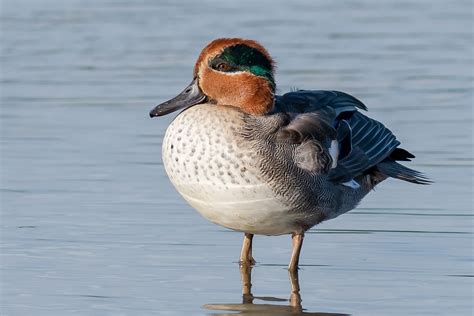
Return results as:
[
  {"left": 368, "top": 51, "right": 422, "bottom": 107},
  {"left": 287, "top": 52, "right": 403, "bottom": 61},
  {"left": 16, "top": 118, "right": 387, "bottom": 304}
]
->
[
  {"left": 275, "top": 90, "right": 366, "bottom": 144},
  {"left": 328, "top": 111, "right": 400, "bottom": 182},
  {"left": 276, "top": 90, "right": 367, "bottom": 115},
  {"left": 275, "top": 90, "right": 428, "bottom": 184},
  {"left": 275, "top": 90, "right": 372, "bottom": 175}
]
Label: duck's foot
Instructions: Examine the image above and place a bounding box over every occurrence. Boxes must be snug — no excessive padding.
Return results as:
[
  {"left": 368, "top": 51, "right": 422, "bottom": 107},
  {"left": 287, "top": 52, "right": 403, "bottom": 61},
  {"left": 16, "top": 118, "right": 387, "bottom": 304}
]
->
[
  {"left": 239, "top": 257, "right": 256, "bottom": 266},
  {"left": 239, "top": 233, "right": 256, "bottom": 266}
]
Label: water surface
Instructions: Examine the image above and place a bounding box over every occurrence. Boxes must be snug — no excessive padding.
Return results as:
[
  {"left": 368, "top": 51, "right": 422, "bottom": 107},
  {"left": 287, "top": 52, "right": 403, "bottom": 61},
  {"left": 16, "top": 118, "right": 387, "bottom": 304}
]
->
[{"left": 1, "top": 0, "right": 473, "bottom": 315}]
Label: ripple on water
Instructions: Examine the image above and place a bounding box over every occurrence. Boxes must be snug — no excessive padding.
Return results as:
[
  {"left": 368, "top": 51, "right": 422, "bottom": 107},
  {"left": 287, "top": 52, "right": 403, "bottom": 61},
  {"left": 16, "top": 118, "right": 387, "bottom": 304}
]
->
[{"left": 1, "top": 0, "right": 472, "bottom": 315}]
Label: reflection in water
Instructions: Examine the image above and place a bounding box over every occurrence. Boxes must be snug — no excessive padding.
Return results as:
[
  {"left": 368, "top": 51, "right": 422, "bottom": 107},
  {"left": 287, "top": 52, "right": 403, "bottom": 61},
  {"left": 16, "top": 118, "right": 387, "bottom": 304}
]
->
[{"left": 204, "top": 265, "right": 349, "bottom": 316}]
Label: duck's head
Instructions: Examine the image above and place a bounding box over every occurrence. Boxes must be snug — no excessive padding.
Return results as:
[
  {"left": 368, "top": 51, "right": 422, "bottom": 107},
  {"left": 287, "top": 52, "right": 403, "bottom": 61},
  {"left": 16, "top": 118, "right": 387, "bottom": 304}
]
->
[{"left": 150, "top": 38, "right": 275, "bottom": 117}]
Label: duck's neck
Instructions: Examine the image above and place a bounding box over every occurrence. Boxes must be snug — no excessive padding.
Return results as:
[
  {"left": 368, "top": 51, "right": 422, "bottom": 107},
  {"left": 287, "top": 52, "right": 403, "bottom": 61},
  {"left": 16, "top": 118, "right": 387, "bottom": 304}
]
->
[
  {"left": 238, "top": 89, "right": 274, "bottom": 115},
  {"left": 230, "top": 77, "right": 275, "bottom": 116}
]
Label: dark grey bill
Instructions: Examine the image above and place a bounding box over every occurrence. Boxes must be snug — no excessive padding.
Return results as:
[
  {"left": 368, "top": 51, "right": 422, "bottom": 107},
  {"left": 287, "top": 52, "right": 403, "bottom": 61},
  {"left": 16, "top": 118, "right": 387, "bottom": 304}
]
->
[{"left": 149, "top": 79, "right": 206, "bottom": 117}]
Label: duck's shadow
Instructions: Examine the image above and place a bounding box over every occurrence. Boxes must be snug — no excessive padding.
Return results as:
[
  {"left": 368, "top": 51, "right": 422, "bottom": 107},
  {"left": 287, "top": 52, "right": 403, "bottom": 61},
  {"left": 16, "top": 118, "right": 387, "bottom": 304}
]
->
[{"left": 204, "top": 265, "right": 348, "bottom": 316}]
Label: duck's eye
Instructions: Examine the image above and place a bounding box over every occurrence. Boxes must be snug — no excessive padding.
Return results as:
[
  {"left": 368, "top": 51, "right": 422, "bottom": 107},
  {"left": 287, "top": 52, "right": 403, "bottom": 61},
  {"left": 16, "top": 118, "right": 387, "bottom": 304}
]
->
[{"left": 215, "top": 62, "right": 231, "bottom": 72}]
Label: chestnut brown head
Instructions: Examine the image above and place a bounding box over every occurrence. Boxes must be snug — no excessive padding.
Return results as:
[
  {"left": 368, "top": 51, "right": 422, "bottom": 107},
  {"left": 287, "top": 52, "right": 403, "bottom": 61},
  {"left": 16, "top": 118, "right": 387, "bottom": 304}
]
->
[{"left": 150, "top": 38, "right": 276, "bottom": 117}]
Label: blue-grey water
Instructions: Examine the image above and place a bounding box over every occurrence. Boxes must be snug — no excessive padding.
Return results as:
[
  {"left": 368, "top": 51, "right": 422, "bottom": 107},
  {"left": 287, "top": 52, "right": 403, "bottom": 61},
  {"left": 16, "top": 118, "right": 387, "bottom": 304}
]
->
[{"left": 1, "top": 0, "right": 473, "bottom": 315}]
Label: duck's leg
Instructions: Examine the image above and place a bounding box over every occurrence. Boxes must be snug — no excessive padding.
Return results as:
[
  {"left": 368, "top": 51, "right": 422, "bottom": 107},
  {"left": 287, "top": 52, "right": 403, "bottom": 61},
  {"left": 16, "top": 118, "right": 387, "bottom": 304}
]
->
[
  {"left": 288, "top": 232, "right": 304, "bottom": 271},
  {"left": 239, "top": 233, "right": 256, "bottom": 266}
]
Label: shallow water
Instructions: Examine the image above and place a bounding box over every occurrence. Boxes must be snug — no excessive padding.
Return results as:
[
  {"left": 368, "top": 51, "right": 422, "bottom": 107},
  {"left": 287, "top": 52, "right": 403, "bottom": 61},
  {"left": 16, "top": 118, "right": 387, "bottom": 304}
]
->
[{"left": 1, "top": 0, "right": 473, "bottom": 315}]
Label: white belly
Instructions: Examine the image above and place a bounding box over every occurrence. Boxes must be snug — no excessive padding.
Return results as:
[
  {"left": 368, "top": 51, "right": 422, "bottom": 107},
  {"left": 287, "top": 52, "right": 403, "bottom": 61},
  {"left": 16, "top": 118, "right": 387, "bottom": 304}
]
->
[{"left": 161, "top": 104, "right": 299, "bottom": 235}]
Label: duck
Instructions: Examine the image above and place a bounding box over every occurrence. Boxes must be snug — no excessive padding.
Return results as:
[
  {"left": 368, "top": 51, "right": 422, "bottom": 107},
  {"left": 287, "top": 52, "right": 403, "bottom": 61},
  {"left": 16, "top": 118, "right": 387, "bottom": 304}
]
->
[{"left": 149, "top": 38, "right": 430, "bottom": 271}]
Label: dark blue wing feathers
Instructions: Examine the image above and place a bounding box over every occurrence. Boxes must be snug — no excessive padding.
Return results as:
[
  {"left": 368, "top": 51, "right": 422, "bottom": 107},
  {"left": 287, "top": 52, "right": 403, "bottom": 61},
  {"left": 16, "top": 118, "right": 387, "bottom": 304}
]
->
[{"left": 275, "top": 90, "right": 429, "bottom": 184}]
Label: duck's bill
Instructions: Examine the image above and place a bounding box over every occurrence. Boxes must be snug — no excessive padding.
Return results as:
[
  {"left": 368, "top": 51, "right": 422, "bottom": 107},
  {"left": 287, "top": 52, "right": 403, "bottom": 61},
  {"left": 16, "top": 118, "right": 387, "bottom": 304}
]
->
[{"left": 149, "top": 79, "right": 206, "bottom": 117}]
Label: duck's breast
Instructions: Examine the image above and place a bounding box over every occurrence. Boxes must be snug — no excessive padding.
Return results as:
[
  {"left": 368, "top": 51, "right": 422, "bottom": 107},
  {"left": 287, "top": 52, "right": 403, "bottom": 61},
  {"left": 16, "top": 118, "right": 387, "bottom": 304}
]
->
[{"left": 162, "top": 104, "right": 302, "bottom": 235}]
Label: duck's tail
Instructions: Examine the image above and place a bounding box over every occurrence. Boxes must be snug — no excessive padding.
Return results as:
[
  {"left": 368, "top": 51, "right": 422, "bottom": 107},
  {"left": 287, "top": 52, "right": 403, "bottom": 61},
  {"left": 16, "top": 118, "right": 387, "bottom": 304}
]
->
[{"left": 377, "top": 160, "right": 432, "bottom": 185}]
